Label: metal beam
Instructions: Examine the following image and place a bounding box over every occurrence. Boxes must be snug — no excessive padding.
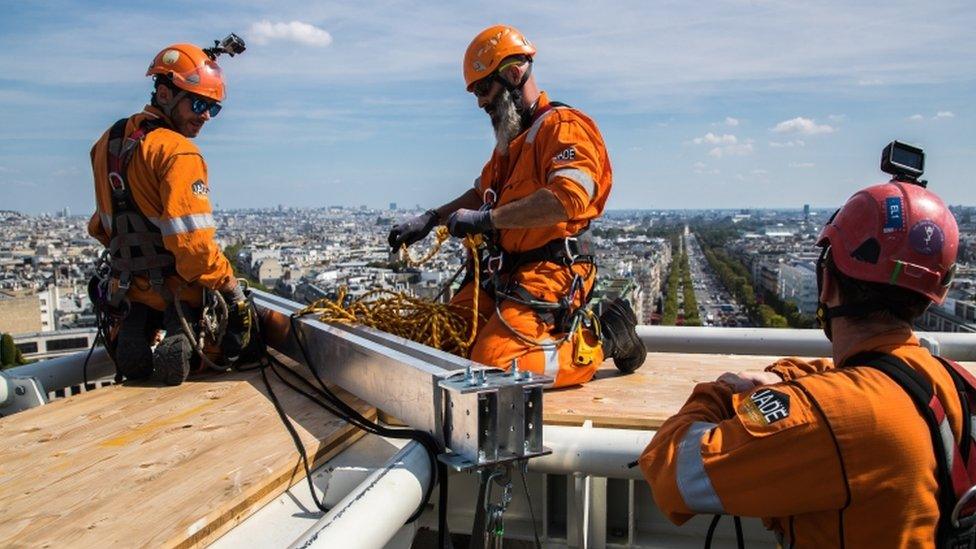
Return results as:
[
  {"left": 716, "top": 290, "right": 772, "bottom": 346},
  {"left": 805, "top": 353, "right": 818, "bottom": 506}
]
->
[{"left": 253, "top": 290, "right": 551, "bottom": 469}]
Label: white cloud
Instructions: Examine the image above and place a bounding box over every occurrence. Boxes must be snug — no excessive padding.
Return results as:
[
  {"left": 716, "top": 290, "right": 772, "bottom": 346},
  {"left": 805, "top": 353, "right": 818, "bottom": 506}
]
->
[
  {"left": 769, "top": 140, "right": 805, "bottom": 148},
  {"left": 709, "top": 140, "right": 754, "bottom": 158},
  {"left": 693, "top": 132, "right": 737, "bottom": 145},
  {"left": 250, "top": 20, "right": 333, "bottom": 47},
  {"left": 692, "top": 162, "right": 720, "bottom": 175},
  {"left": 789, "top": 162, "right": 815, "bottom": 168},
  {"left": 772, "top": 117, "right": 834, "bottom": 135},
  {"left": 907, "top": 114, "right": 925, "bottom": 121},
  {"left": 935, "top": 111, "right": 955, "bottom": 119},
  {"left": 725, "top": 117, "right": 739, "bottom": 127}
]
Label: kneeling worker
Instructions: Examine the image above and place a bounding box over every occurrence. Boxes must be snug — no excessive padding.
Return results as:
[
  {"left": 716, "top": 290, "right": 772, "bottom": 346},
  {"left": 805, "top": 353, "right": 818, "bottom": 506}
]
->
[
  {"left": 389, "top": 25, "right": 645, "bottom": 388},
  {"left": 87, "top": 36, "right": 257, "bottom": 385},
  {"left": 640, "top": 142, "right": 970, "bottom": 546}
]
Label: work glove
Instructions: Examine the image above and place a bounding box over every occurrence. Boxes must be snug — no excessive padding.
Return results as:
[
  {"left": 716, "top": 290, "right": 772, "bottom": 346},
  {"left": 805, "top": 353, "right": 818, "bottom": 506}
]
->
[
  {"left": 388, "top": 210, "right": 440, "bottom": 251},
  {"left": 446, "top": 208, "right": 494, "bottom": 238},
  {"left": 221, "top": 285, "right": 260, "bottom": 364}
]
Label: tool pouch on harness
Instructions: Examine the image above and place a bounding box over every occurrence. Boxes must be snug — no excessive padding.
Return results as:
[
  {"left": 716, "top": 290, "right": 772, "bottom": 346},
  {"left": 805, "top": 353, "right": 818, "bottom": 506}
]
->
[{"left": 853, "top": 352, "right": 976, "bottom": 548}]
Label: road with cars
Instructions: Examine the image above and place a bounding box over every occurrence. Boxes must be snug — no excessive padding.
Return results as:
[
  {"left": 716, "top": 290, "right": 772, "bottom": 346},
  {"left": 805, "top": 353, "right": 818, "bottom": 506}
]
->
[{"left": 682, "top": 228, "right": 753, "bottom": 327}]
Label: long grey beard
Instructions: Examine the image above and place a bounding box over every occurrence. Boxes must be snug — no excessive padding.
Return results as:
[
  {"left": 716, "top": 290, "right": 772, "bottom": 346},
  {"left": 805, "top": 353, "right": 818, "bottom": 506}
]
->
[{"left": 491, "top": 89, "right": 522, "bottom": 154}]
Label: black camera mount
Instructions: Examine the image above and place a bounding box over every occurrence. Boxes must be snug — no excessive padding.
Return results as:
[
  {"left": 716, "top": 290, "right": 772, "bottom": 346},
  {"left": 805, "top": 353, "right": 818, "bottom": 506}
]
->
[
  {"left": 203, "top": 33, "right": 246, "bottom": 61},
  {"left": 881, "top": 140, "right": 927, "bottom": 187}
]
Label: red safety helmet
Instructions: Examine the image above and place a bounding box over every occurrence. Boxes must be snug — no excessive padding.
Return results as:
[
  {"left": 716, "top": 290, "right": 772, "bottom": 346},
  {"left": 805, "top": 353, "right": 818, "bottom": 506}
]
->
[
  {"left": 146, "top": 43, "right": 226, "bottom": 102},
  {"left": 818, "top": 181, "right": 958, "bottom": 304}
]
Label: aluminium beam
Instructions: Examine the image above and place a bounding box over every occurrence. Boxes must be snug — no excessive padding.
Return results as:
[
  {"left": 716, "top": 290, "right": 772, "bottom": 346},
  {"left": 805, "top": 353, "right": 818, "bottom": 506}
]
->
[{"left": 252, "top": 290, "right": 550, "bottom": 468}]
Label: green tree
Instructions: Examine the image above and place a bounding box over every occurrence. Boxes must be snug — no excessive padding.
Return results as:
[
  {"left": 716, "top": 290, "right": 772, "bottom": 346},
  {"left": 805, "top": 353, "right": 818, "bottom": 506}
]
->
[{"left": 1, "top": 333, "right": 27, "bottom": 369}]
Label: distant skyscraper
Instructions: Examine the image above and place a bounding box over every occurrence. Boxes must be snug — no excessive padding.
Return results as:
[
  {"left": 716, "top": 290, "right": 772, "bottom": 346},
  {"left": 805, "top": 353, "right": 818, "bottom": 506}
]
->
[
  {"left": 803, "top": 204, "right": 810, "bottom": 221},
  {"left": 389, "top": 202, "right": 397, "bottom": 211}
]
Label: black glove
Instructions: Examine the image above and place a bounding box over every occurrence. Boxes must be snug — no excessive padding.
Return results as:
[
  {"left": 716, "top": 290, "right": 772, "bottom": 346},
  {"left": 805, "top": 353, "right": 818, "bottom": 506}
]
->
[
  {"left": 388, "top": 209, "right": 440, "bottom": 251},
  {"left": 221, "top": 286, "right": 258, "bottom": 364},
  {"left": 446, "top": 208, "right": 493, "bottom": 238}
]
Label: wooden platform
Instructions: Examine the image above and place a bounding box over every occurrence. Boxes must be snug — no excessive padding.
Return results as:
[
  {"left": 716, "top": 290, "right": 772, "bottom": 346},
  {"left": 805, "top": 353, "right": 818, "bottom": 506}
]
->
[
  {"left": 0, "top": 365, "right": 374, "bottom": 549},
  {"left": 543, "top": 352, "right": 976, "bottom": 430}
]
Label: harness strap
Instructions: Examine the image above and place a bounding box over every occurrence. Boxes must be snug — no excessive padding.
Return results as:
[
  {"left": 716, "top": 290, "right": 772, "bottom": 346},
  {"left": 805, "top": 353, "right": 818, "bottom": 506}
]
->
[
  {"left": 851, "top": 351, "right": 973, "bottom": 545},
  {"left": 103, "top": 116, "right": 176, "bottom": 308}
]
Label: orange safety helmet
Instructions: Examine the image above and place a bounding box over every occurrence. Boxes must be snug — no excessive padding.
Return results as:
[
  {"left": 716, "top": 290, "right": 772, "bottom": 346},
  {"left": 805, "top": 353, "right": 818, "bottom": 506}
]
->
[
  {"left": 146, "top": 43, "right": 226, "bottom": 102},
  {"left": 463, "top": 25, "right": 536, "bottom": 91}
]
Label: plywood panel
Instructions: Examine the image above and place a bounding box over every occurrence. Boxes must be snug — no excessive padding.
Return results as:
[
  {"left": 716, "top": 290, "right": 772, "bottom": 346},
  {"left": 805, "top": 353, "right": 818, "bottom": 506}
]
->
[
  {"left": 0, "top": 361, "right": 374, "bottom": 549},
  {"left": 544, "top": 352, "right": 976, "bottom": 430}
]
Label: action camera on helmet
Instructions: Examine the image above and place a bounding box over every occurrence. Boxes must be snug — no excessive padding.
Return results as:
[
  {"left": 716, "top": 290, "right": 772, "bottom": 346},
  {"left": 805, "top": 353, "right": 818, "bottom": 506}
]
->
[
  {"left": 881, "top": 140, "right": 925, "bottom": 185},
  {"left": 204, "top": 33, "right": 246, "bottom": 60}
]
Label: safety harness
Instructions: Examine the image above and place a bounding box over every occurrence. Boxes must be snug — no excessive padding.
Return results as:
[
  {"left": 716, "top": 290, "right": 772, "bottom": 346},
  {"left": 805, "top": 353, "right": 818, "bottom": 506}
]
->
[
  {"left": 850, "top": 352, "right": 976, "bottom": 548},
  {"left": 472, "top": 99, "right": 601, "bottom": 365},
  {"left": 101, "top": 116, "right": 176, "bottom": 310}
]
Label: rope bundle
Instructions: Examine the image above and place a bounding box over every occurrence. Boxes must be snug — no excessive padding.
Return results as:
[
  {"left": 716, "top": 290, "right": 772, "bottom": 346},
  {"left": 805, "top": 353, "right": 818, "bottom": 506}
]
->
[{"left": 298, "top": 226, "right": 485, "bottom": 356}]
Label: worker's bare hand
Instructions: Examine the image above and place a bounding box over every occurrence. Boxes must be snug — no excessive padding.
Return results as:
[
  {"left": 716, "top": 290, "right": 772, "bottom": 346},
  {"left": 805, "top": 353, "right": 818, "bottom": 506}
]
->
[{"left": 716, "top": 371, "right": 782, "bottom": 393}]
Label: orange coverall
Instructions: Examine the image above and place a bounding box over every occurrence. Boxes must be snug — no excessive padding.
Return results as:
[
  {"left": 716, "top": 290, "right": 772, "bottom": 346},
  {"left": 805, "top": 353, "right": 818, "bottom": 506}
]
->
[
  {"left": 88, "top": 106, "right": 234, "bottom": 310},
  {"left": 451, "top": 92, "right": 612, "bottom": 388},
  {"left": 639, "top": 328, "right": 965, "bottom": 547}
]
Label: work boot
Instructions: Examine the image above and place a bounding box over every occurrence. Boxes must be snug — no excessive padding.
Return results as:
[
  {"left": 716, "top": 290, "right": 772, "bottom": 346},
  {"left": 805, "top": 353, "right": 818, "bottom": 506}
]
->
[
  {"left": 599, "top": 298, "right": 646, "bottom": 374},
  {"left": 152, "top": 334, "right": 192, "bottom": 386}
]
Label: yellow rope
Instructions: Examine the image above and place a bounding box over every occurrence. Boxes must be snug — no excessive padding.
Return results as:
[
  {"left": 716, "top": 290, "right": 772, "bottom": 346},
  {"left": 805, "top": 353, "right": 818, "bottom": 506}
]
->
[{"left": 298, "top": 227, "right": 485, "bottom": 356}]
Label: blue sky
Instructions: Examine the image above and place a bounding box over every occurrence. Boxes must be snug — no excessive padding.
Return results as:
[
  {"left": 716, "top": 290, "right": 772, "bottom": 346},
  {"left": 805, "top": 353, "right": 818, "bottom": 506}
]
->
[{"left": 1, "top": 0, "right": 974, "bottom": 215}]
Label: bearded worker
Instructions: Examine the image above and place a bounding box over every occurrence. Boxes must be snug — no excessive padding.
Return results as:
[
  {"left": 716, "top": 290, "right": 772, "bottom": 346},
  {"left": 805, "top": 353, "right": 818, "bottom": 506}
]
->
[{"left": 388, "top": 25, "right": 645, "bottom": 388}]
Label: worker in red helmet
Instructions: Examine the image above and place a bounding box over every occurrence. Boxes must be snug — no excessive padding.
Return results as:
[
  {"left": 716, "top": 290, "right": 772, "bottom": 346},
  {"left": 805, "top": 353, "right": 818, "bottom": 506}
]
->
[
  {"left": 388, "top": 25, "right": 646, "bottom": 388},
  {"left": 87, "top": 39, "right": 257, "bottom": 386},
  {"left": 639, "top": 160, "right": 965, "bottom": 546}
]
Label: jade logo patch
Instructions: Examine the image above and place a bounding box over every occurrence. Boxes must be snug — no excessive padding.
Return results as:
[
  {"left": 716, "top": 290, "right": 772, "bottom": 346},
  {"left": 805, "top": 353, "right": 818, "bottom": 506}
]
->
[{"left": 739, "top": 388, "right": 790, "bottom": 425}]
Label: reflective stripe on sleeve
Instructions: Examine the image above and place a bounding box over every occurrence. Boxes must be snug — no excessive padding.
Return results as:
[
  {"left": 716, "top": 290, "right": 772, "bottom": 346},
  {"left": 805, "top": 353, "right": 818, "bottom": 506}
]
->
[
  {"left": 158, "top": 213, "right": 216, "bottom": 236},
  {"left": 676, "top": 421, "right": 725, "bottom": 514},
  {"left": 526, "top": 108, "right": 560, "bottom": 144},
  {"left": 548, "top": 168, "right": 596, "bottom": 199}
]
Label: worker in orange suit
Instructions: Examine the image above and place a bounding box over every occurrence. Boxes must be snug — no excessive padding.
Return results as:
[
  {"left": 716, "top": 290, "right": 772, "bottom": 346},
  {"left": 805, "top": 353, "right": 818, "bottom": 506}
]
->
[
  {"left": 388, "top": 25, "right": 646, "bottom": 388},
  {"left": 87, "top": 37, "right": 256, "bottom": 386},
  {"left": 640, "top": 174, "right": 965, "bottom": 546}
]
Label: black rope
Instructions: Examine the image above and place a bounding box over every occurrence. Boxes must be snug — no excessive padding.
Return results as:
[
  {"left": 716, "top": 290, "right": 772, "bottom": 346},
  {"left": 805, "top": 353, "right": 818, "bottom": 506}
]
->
[
  {"left": 734, "top": 516, "right": 744, "bottom": 548},
  {"left": 705, "top": 514, "right": 722, "bottom": 549},
  {"left": 519, "top": 464, "right": 543, "bottom": 549},
  {"left": 257, "top": 358, "right": 329, "bottom": 512},
  {"left": 704, "top": 514, "right": 745, "bottom": 549},
  {"left": 267, "top": 313, "right": 444, "bottom": 525}
]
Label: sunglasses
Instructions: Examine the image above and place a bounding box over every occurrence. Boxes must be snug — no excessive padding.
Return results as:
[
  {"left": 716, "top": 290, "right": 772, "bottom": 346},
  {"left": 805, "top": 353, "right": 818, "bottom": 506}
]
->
[
  {"left": 471, "top": 77, "right": 496, "bottom": 98},
  {"left": 189, "top": 97, "right": 222, "bottom": 117}
]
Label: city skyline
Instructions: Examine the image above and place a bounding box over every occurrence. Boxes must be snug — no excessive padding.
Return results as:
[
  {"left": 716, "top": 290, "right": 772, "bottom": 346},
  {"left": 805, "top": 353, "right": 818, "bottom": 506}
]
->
[{"left": 1, "top": 1, "right": 974, "bottom": 214}]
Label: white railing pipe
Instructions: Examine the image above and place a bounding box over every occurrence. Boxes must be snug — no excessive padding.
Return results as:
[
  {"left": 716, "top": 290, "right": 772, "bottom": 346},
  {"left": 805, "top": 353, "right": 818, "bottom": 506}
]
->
[
  {"left": 531, "top": 425, "right": 655, "bottom": 481},
  {"left": 288, "top": 441, "right": 432, "bottom": 549},
  {"left": 638, "top": 325, "right": 976, "bottom": 361}
]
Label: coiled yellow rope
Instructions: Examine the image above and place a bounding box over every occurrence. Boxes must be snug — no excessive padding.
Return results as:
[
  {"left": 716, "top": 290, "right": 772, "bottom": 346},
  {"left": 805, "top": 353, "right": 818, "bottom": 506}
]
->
[{"left": 298, "top": 226, "right": 485, "bottom": 356}]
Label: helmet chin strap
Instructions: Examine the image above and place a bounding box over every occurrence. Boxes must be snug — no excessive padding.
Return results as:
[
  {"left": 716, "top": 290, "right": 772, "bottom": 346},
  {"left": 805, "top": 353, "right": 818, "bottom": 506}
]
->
[
  {"left": 815, "top": 245, "right": 889, "bottom": 341},
  {"left": 160, "top": 90, "right": 186, "bottom": 119},
  {"left": 816, "top": 301, "right": 889, "bottom": 341}
]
